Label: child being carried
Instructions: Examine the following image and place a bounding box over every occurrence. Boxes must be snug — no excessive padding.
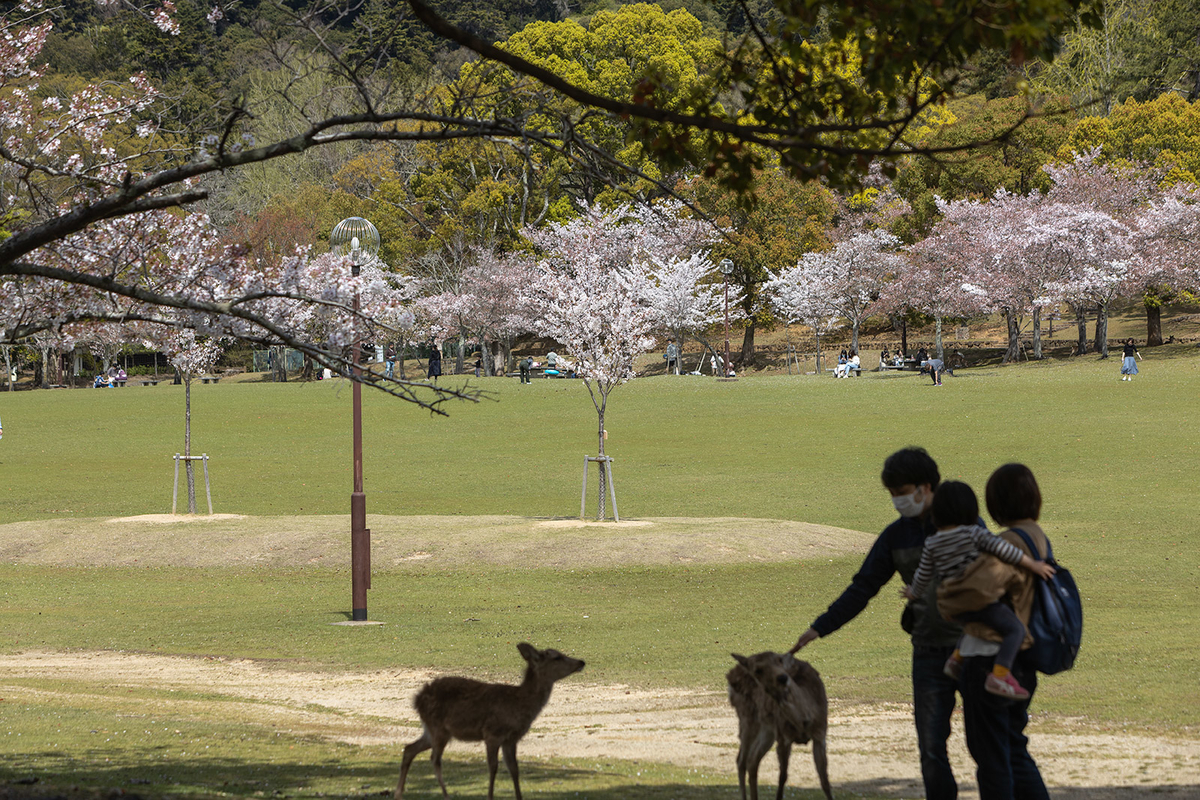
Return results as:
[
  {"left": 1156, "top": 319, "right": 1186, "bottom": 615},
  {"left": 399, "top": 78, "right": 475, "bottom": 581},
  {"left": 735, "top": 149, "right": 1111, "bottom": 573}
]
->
[{"left": 903, "top": 480, "right": 1056, "bottom": 700}]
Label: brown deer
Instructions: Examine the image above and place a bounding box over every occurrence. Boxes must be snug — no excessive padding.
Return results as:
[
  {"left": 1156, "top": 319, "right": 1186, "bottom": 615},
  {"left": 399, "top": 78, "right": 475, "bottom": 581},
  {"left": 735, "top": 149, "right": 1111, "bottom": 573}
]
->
[
  {"left": 395, "top": 642, "right": 585, "bottom": 800},
  {"left": 727, "top": 651, "right": 833, "bottom": 800}
]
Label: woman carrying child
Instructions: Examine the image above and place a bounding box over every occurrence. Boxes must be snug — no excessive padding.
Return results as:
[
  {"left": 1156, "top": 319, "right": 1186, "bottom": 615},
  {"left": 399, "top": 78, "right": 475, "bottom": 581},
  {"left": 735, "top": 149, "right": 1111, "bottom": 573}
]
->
[
  {"left": 902, "top": 480, "right": 1055, "bottom": 701},
  {"left": 952, "top": 464, "right": 1058, "bottom": 800}
]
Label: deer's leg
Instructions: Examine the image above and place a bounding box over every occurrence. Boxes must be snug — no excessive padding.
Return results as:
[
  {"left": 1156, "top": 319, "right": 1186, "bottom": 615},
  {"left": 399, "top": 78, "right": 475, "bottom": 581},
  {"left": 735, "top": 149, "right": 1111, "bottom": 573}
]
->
[
  {"left": 745, "top": 726, "right": 774, "bottom": 800},
  {"left": 396, "top": 730, "right": 432, "bottom": 800},
  {"left": 775, "top": 739, "right": 792, "bottom": 800},
  {"left": 485, "top": 740, "right": 501, "bottom": 800},
  {"left": 812, "top": 732, "right": 833, "bottom": 800},
  {"left": 501, "top": 741, "right": 522, "bottom": 800},
  {"left": 735, "top": 741, "right": 750, "bottom": 800},
  {"left": 430, "top": 735, "right": 450, "bottom": 798}
]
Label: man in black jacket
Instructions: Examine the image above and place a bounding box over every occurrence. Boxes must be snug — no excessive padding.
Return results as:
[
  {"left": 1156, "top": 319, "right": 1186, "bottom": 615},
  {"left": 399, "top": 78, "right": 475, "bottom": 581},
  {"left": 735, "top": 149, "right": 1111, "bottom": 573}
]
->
[{"left": 791, "top": 447, "right": 963, "bottom": 800}]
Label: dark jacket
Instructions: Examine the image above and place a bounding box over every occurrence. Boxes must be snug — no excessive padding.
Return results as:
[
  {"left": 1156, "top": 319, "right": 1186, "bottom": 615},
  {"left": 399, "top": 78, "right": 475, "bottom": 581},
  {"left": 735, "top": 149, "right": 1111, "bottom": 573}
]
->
[{"left": 811, "top": 514, "right": 966, "bottom": 648}]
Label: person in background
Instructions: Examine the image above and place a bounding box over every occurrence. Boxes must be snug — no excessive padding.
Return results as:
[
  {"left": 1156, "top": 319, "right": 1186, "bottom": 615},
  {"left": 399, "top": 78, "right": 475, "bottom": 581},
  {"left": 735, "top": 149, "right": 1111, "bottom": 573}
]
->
[
  {"left": 926, "top": 356, "right": 945, "bottom": 386},
  {"left": 665, "top": 340, "right": 679, "bottom": 374},
  {"left": 427, "top": 343, "right": 442, "bottom": 382},
  {"left": 385, "top": 346, "right": 397, "bottom": 379},
  {"left": 519, "top": 355, "right": 533, "bottom": 384},
  {"left": 1120, "top": 338, "right": 1142, "bottom": 381}
]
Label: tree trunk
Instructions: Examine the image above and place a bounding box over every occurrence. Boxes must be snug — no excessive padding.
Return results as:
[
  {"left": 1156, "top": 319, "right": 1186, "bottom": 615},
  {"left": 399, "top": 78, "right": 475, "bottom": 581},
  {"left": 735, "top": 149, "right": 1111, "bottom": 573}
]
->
[
  {"left": 1094, "top": 302, "right": 1110, "bottom": 358},
  {"left": 40, "top": 348, "right": 50, "bottom": 388},
  {"left": 934, "top": 317, "right": 944, "bottom": 360},
  {"left": 1074, "top": 305, "right": 1089, "bottom": 356},
  {"left": 399, "top": 344, "right": 407, "bottom": 379},
  {"left": 2, "top": 345, "right": 11, "bottom": 391},
  {"left": 1032, "top": 306, "right": 1043, "bottom": 359},
  {"left": 185, "top": 376, "right": 196, "bottom": 514},
  {"left": 456, "top": 335, "right": 465, "bottom": 375},
  {"left": 851, "top": 320, "right": 860, "bottom": 356},
  {"left": 900, "top": 316, "right": 908, "bottom": 357},
  {"left": 738, "top": 322, "right": 755, "bottom": 369},
  {"left": 596, "top": 397, "right": 607, "bottom": 520},
  {"left": 1145, "top": 299, "right": 1163, "bottom": 346},
  {"left": 302, "top": 355, "right": 314, "bottom": 380},
  {"left": 1002, "top": 308, "right": 1020, "bottom": 363}
]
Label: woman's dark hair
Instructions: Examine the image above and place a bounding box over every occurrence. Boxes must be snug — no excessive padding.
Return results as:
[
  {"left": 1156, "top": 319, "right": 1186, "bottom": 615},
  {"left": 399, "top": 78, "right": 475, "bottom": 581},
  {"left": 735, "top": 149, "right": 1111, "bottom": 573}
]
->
[
  {"left": 880, "top": 447, "right": 940, "bottom": 490},
  {"left": 930, "top": 481, "right": 979, "bottom": 528},
  {"left": 985, "top": 463, "right": 1042, "bottom": 524}
]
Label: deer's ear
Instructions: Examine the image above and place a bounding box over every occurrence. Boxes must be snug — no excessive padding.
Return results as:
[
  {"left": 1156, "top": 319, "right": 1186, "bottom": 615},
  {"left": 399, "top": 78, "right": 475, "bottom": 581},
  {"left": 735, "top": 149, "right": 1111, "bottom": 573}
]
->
[
  {"left": 731, "top": 653, "right": 749, "bottom": 668},
  {"left": 517, "top": 642, "right": 539, "bottom": 662}
]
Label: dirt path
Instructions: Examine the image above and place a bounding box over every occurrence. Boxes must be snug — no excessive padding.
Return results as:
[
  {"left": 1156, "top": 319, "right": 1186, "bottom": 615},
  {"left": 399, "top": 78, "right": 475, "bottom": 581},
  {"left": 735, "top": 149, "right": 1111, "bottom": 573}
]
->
[{"left": 3, "top": 651, "right": 1197, "bottom": 799}]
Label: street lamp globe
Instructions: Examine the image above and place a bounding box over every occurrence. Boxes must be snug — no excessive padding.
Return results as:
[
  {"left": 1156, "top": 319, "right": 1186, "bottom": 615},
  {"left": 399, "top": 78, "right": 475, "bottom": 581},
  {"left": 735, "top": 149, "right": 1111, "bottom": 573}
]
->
[
  {"left": 330, "top": 217, "right": 380, "bottom": 272},
  {"left": 719, "top": 258, "right": 734, "bottom": 276}
]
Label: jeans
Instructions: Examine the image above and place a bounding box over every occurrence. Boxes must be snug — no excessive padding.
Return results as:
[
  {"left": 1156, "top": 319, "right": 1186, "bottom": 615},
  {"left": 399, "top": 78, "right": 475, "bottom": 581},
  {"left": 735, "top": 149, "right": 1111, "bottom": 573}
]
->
[
  {"left": 385, "top": 360, "right": 395, "bottom": 379},
  {"left": 912, "top": 645, "right": 959, "bottom": 800},
  {"left": 961, "top": 653, "right": 1049, "bottom": 800}
]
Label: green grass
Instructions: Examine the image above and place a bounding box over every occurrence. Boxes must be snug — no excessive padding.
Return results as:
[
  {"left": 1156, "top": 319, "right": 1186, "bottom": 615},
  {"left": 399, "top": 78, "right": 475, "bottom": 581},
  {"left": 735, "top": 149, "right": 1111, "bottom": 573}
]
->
[{"left": 2, "top": 345, "right": 1200, "bottom": 798}]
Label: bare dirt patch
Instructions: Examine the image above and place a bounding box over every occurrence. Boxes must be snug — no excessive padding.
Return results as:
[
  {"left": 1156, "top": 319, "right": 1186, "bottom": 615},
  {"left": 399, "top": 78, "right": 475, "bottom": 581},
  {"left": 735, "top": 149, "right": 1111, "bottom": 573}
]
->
[
  {"left": 0, "top": 514, "right": 875, "bottom": 569},
  {"left": 107, "top": 514, "right": 247, "bottom": 524},
  {"left": 1, "top": 651, "right": 1196, "bottom": 799}
]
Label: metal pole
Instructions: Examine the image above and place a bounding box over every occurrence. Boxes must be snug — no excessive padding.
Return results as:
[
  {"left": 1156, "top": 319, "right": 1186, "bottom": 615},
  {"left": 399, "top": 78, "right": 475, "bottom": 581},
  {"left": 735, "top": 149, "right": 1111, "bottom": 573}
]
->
[
  {"left": 172, "top": 454, "right": 180, "bottom": 514},
  {"left": 203, "top": 454, "right": 213, "bottom": 515},
  {"left": 350, "top": 260, "right": 369, "bottom": 621},
  {"left": 580, "top": 456, "right": 590, "bottom": 520},
  {"left": 605, "top": 458, "right": 619, "bottom": 522},
  {"left": 723, "top": 274, "right": 731, "bottom": 378}
]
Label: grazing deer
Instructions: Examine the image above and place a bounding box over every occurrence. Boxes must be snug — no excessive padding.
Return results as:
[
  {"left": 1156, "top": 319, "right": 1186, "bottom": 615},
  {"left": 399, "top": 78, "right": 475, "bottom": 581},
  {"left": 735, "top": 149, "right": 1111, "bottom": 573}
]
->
[
  {"left": 395, "top": 642, "right": 585, "bottom": 800},
  {"left": 727, "top": 651, "right": 833, "bottom": 800}
]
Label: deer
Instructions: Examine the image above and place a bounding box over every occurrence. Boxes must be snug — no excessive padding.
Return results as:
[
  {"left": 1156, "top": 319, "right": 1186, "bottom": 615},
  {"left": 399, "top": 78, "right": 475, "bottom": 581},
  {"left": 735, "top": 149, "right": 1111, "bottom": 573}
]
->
[
  {"left": 727, "top": 650, "right": 833, "bottom": 800},
  {"left": 395, "top": 642, "right": 585, "bottom": 800}
]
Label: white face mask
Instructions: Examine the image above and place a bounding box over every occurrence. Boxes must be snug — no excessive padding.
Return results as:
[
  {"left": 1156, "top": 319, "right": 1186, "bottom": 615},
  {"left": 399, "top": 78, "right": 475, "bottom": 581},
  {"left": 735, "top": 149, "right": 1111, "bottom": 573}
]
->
[{"left": 892, "top": 487, "right": 928, "bottom": 518}]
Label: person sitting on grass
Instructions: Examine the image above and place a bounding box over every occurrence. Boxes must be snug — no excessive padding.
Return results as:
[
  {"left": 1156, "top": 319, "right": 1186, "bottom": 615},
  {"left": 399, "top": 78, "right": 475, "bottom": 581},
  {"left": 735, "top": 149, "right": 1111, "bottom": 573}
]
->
[{"left": 903, "top": 480, "right": 1056, "bottom": 701}]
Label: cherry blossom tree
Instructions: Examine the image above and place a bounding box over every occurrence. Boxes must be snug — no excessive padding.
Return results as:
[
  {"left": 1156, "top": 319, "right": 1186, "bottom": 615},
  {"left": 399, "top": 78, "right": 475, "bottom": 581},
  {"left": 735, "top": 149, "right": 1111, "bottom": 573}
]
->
[
  {"left": 782, "top": 230, "right": 904, "bottom": 354},
  {"left": 1044, "top": 151, "right": 1159, "bottom": 354},
  {"left": 528, "top": 202, "right": 709, "bottom": 519},
  {"left": 765, "top": 263, "right": 841, "bottom": 371},
  {"left": 1131, "top": 184, "right": 1200, "bottom": 344},
  {"left": 640, "top": 252, "right": 737, "bottom": 375},
  {"left": 878, "top": 235, "right": 987, "bottom": 360},
  {"left": 165, "top": 329, "right": 225, "bottom": 514}
]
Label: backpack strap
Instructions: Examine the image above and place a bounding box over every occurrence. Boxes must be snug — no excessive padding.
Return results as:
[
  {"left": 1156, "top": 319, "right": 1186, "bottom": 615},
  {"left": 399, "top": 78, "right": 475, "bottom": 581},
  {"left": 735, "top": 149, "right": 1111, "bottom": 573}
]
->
[{"left": 1010, "top": 526, "right": 1053, "bottom": 562}]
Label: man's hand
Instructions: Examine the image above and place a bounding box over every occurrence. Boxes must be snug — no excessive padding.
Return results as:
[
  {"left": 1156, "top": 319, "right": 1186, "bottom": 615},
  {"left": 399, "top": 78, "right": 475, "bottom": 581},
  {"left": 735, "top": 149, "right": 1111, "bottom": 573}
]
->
[{"left": 788, "top": 627, "right": 820, "bottom": 654}]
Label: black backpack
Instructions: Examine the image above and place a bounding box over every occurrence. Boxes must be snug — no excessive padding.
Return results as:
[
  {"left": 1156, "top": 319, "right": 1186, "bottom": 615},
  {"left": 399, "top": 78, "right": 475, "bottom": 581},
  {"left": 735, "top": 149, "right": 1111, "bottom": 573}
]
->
[{"left": 1011, "top": 528, "right": 1083, "bottom": 675}]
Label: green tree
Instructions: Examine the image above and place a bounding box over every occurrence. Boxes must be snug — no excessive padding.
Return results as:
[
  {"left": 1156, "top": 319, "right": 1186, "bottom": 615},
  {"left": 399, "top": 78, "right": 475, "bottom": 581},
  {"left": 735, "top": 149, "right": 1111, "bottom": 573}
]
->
[{"left": 681, "top": 171, "right": 837, "bottom": 366}]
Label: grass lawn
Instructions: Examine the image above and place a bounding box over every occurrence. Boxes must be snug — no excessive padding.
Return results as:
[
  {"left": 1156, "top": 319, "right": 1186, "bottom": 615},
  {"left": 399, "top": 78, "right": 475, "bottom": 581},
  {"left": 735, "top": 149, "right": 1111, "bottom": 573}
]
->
[{"left": 2, "top": 343, "right": 1199, "bottom": 798}]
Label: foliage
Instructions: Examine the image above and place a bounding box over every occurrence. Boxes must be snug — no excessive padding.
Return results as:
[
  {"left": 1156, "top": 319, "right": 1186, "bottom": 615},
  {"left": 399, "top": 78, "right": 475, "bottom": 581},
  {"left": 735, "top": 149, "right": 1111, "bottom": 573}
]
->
[
  {"left": 680, "top": 170, "right": 836, "bottom": 361},
  {"left": 1065, "top": 93, "right": 1200, "bottom": 187}
]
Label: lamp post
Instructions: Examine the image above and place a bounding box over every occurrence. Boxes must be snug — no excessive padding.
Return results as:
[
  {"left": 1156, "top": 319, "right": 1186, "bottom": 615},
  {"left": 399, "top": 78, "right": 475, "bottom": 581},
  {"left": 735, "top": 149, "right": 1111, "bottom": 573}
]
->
[
  {"left": 330, "top": 216, "right": 380, "bottom": 622},
  {"left": 719, "top": 258, "right": 734, "bottom": 378}
]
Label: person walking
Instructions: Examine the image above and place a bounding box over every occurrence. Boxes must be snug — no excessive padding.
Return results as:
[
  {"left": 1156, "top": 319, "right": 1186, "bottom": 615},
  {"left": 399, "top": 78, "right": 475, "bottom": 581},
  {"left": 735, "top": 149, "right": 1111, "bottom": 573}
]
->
[
  {"left": 665, "top": 340, "right": 679, "bottom": 374},
  {"left": 385, "top": 346, "right": 396, "bottom": 380},
  {"left": 957, "top": 463, "right": 1056, "bottom": 800},
  {"left": 791, "top": 447, "right": 965, "bottom": 800},
  {"left": 1120, "top": 338, "right": 1141, "bottom": 381},
  {"left": 427, "top": 344, "right": 442, "bottom": 383}
]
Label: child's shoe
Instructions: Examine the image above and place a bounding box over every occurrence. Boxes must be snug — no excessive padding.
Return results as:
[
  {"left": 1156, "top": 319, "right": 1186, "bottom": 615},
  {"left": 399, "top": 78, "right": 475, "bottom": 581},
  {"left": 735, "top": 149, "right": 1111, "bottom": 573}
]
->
[
  {"left": 985, "top": 672, "right": 1031, "bottom": 700},
  {"left": 943, "top": 654, "right": 962, "bottom": 681}
]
